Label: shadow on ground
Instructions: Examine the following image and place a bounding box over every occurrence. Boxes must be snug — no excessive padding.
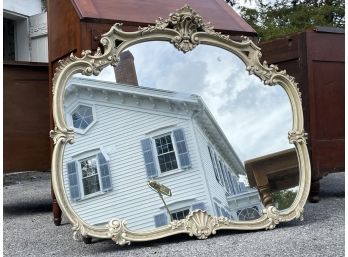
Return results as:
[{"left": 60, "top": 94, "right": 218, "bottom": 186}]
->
[{"left": 4, "top": 199, "right": 52, "bottom": 216}]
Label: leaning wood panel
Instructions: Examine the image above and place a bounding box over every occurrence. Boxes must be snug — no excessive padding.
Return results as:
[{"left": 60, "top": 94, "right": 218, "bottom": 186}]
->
[
  {"left": 48, "top": 0, "right": 81, "bottom": 63},
  {"left": 260, "top": 29, "right": 345, "bottom": 202},
  {"left": 259, "top": 34, "right": 301, "bottom": 64},
  {"left": 4, "top": 62, "right": 50, "bottom": 172},
  {"left": 71, "top": 0, "right": 256, "bottom": 35}
]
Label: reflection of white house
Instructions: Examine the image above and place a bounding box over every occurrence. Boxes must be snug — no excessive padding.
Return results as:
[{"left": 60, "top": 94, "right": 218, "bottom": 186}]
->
[{"left": 63, "top": 77, "right": 263, "bottom": 231}]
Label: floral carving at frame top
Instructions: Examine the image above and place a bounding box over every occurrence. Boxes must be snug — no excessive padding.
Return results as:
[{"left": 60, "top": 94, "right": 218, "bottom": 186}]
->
[{"left": 140, "top": 5, "right": 229, "bottom": 53}]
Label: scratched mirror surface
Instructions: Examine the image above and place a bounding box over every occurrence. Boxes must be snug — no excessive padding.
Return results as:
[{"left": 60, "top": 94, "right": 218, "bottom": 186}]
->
[{"left": 62, "top": 42, "right": 298, "bottom": 231}]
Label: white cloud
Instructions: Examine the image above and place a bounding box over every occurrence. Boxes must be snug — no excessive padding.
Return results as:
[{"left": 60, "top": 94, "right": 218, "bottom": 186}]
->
[
  {"left": 72, "top": 66, "right": 116, "bottom": 82},
  {"left": 96, "top": 41, "right": 294, "bottom": 163}
]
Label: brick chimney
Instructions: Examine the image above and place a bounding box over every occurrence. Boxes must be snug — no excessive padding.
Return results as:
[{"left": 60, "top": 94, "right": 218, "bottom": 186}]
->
[{"left": 114, "top": 50, "right": 139, "bottom": 86}]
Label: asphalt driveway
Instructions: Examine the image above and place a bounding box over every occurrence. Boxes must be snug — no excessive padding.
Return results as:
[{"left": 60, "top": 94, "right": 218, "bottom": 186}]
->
[{"left": 3, "top": 172, "right": 344, "bottom": 257}]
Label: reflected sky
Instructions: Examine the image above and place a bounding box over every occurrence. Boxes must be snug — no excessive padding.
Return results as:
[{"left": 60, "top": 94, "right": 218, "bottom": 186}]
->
[{"left": 75, "top": 41, "right": 293, "bottom": 163}]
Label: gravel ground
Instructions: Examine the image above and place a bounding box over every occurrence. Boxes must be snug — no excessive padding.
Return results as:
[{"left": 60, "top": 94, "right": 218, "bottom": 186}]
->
[{"left": 3, "top": 172, "right": 345, "bottom": 257}]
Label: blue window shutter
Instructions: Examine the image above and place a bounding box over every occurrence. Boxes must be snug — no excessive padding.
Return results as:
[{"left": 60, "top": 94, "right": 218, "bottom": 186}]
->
[
  {"left": 173, "top": 129, "right": 191, "bottom": 169},
  {"left": 215, "top": 155, "right": 225, "bottom": 187},
  {"left": 221, "top": 163, "right": 231, "bottom": 194},
  {"left": 232, "top": 175, "right": 240, "bottom": 193},
  {"left": 224, "top": 166, "right": 234, "bottom": 195},
  {"left": 67, "top": 161, "right": 81, "bottom": 201},
  {"left": 97, "top": 152, "right": 112, "bottom": 192},
  {"left": 192, "top": 202, "right": 206, "bottom": 211},
  {"left": 239, "top": 182, "right": 246, "bottom": 193},
  {"left": 154, "top": 213, "right": 168, "bottom": 227},
  {"left": 141, "top": 138, "right": 158, "bottom": 178},
  {"left": 227, "top": 171, "right": 235, "bottom": 195},
  {"left": 208, "top": 146, "right": 220, "bottom": 183}
]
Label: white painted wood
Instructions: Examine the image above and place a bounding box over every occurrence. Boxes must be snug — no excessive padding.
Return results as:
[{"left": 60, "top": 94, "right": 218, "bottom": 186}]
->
[
  {"left": 4, "top": 2, "right": 48, "bottom": 63},
  {"left": 192, "top": 123, "right": 232, "bottom": 215},
  {"left": 29, "top": 12, "right": 48, "bottom": 62},
  {"left": 30, "top": 36, "right": 48, "bottom": 62},
  {"left": 63, "top": 77, "right": 263, "bottom": 230},
  {"left": 14, "top": 18, "right": 31, "bottom": 61},
  {"left": 4, "top": 0, "right": 43, "bottom": 17},
  {"left": 63, "top": 85, "right": 210, "bottom": 230}
]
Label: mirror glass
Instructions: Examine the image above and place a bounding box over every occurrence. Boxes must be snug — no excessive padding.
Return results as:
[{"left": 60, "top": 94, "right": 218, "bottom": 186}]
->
[{"left": 62, "top": 42, "right": 298, "bottom": 231}]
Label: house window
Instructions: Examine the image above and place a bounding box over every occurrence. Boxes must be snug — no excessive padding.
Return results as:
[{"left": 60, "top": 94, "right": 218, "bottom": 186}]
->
[
  {"left": 80, "top": 157, "right": 101, "bottom": 196},
  {"left": 71, "top": 105, "right": 94, "bottom": 130},
  {"left": 155, "top": 134, "right": 178, "bottom": 173},
  {"left": 237, "top": 207, "right": 261, "bottom": 221},
  {"left": 170, "top": 209, "right": 190, "bottom": 221},
  {"left": 141, "top": 128, "right": 191, "bottom": 178},
  {"left": 208, "top": 146, "right": 220, "bottom": 183},
  {"left": 66, "top": 151, "right": 112, "bottom": 201},
  {"left": 209, "top": 146, "right": 237, "bottom": 195}
]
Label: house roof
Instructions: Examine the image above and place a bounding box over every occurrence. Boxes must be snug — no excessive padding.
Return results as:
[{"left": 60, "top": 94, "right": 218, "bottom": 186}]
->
[
  {"left": 71, "top": 0, "right": 256, "bottom": 36},
  {"left": 65, "top": 76, "right": 246, "bottom": 175}
]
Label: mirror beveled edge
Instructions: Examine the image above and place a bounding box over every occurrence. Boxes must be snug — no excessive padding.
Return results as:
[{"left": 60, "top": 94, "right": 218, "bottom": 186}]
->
[{"left": 50, "top": 5, "right": 311, "bottom": 245}]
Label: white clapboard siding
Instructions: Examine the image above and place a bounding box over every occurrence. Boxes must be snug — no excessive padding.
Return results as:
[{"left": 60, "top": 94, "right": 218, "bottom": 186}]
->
[
  {"left": 63, "top": 101, "right": 210, "bottom": 231},
  {"left": 192, "top": 121, "right": 237, "bottom": 214}
]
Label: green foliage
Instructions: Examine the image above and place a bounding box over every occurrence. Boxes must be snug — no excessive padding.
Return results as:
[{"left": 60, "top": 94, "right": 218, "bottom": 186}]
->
[
  {"left": 271, "top": 189, "right": 297, "bottom": 210},
  {"left": 236, "top": 0, "right": 345, "bottom": 41}
]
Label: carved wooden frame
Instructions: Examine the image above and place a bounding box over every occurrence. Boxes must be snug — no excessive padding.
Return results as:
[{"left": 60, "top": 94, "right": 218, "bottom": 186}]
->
[{"left": 50, "top": 5, "right": 311, "bottom": 245}]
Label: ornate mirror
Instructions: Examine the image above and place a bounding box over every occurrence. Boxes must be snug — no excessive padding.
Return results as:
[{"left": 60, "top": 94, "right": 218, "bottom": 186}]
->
[{"left": 51, "top": 5, "right": 311, "bottom": 245}]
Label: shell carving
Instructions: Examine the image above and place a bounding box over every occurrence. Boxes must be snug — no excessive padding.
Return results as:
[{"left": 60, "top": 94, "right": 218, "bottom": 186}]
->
[{"left": 185, "top": 210, "right": 219, "bottom": 239}]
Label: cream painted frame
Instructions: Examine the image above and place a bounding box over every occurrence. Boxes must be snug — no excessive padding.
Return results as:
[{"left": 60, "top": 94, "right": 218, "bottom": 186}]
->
[{"left": 50, "top": 5, "right": 311, "bottom": 245}]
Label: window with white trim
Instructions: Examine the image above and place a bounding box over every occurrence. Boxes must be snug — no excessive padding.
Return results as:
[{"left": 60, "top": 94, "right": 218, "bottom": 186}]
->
[
  {"left": 141, "top": 128, "right": 191, "bottom": 178},
  {"left": 72, "top": 105, "right": 94, "bottom": 130},
  {"left": 155, "top": 134, "right": 178, "bottom": 173},
  {"left": 237, "top": 206, "right": 261, "bottom": 221},
  {"left": 208, "top": 146, "right": 237, "bottom": 195},
  {"left": 154, "top": 200, "right": 204, "bottom": 227},
  {"left": 66, "top": 151, "right": 112, "bottom": 201},
  {"left": 79, "top": 157, "right": 101, "bottom": 196},
  {"left": 170, "top": 208, "right": 190, "bottom": 221}
]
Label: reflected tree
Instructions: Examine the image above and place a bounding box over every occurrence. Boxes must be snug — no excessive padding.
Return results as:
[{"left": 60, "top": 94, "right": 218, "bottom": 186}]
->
[
  {"left": 228, "top": 0, "right": 345, "bottom": 40},
  {"left": 271, "top": 189, "right": 297, "bottom": 210}
]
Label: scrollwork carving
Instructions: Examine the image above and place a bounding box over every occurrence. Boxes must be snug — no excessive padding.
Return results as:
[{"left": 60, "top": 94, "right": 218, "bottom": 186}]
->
[
  {"left": 263, "top": 206, "right": 281, "bottom": 230},
  {"left": 49, "top": 127, "right": 74, "bottom": 145},
  {"left": 107, "top": 219, "right": 131, "bottom": 245},
  {"left": 295, "top": 207, "right": 305, "bottom": 221},
  {"left": 72, "top": 221, "right": 86, "bottom": 241},
  {"left": 288, "top": 130, "right": 308, "bottom": 144}
]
